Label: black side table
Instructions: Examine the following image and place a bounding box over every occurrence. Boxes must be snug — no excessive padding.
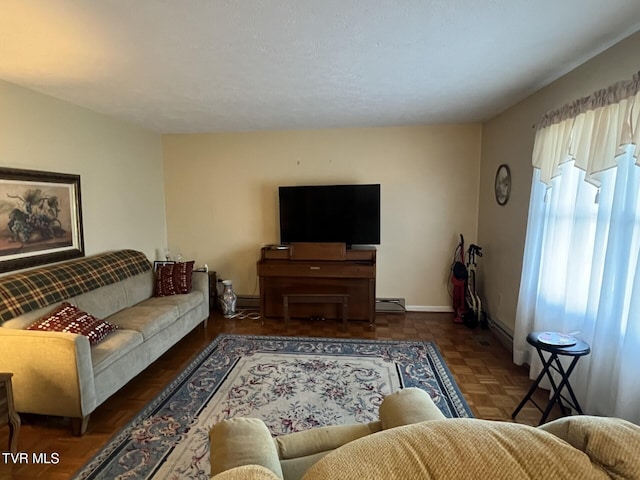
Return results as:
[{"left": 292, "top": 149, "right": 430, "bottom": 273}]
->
[
  {"left": 512, "top": 331, "right": 590, "bottom": 425},
  {"left": 208, "top": 271, "right": 218, "bottom": 312}
]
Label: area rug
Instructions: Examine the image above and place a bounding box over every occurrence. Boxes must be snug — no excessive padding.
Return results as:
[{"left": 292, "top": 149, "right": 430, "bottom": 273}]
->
[{"left": 73, "top": 334, "right": 472, "bottom": 480}]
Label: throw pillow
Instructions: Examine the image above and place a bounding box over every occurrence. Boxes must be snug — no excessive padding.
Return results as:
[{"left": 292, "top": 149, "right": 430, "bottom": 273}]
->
[
  {"left": 155, "top": 261, "right": 195, "bottom": 297},
  {"left": 27, "top": 302, "right": 118, "bottom": 346}
]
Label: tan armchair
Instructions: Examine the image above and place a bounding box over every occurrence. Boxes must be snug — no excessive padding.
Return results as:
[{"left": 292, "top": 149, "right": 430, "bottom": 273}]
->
[
  {"left": 209, "top": 387, "right": 445, "bottom": 480},
  {"left": 209, "top": 388, "right": 640, "bottom": 480}
]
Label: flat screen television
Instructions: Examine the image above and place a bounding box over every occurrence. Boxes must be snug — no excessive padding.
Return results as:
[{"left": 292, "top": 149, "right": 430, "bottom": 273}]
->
[{"left": 279, "top": 184, "right": 380, "bottom": 246}]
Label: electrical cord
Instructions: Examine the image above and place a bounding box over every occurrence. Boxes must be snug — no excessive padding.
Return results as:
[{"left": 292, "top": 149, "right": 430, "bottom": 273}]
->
[{"left": 225, "top": 309, "right": 261, "bottom": 320}]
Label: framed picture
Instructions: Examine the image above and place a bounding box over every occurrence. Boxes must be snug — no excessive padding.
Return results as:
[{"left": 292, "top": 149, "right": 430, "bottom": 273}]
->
[
  {"left": 0, "top": 167, "right": 84, "bottom": 272},
  {"left": 153, "top": 260, "right": 175, "bottom": 272},
  {"left": 494, "top": 164, "right": 512, "bottom": 206}
]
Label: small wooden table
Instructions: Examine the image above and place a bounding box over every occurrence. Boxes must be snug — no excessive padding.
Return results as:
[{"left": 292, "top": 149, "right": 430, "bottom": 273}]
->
[{"left": 0, "top": 373, "right": 20, "bottom": 453}]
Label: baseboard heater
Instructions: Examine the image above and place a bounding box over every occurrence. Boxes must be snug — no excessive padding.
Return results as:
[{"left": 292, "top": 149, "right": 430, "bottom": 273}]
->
[
  {"left": 235, "top": 296, "right": 406, "bottom": 313},
  {"left": 488, "top": 316, "right": 514, "bottom": 351},
  {"left": 375, "top": 298, "right": 406, "bottom": 313},
  {"left": 236, "top": 295, "right": 260, "bottom": 309}
]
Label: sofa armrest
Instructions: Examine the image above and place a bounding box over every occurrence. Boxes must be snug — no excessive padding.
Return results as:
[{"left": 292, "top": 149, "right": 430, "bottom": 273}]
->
[
  {"left": 538, "top": 415, "right": 640, "bottom": 479},
  {"left": 378, "top": 387, "right": 445, "bottom": 429},
  {"left": 210, "top": 418, "right": 284, "bottom": 480},
  {"left": 0, "top": 328, "right": 96, "bottom": 418},
  {"left": 192, "top": 271, "right": 209, "bottom": 312}
]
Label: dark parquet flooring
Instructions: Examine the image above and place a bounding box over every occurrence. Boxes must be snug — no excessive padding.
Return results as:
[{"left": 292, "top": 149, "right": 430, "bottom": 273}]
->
[{"left": 0, "top": 310, "right": 560, "bottom": 479}]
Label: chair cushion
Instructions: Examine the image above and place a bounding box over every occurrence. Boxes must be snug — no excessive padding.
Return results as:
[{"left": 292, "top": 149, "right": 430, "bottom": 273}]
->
[
  {"left": 303, "top": 419, "right": 609, "bottom": 480},
  {"left": 539, "top": 415, "right": 640, "bottom": 479},
  {"left": 212, "top": 465, "right": 281, "bottom": 480}
]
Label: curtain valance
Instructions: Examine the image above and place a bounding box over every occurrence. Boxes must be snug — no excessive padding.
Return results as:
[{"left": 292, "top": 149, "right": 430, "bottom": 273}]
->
[{"left": 532, "top": 70, "right": 640, "bottom": 186}]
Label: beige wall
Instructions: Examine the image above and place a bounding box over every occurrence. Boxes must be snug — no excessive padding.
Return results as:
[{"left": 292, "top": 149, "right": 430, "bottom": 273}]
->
[
  {"left": 478, "top": 31, "right": 640, "bottom": 334},
  {"left": 163, "top": 125, "right": 482, "bottom": 309},
  {"left": 0, "top": 80, "right": 167, "bottom": 267}
]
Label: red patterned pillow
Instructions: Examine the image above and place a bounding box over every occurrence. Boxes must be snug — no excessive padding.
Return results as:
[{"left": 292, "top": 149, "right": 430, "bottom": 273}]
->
[
  {"left": 155, "top": 261, "right": 195, "bottom": 297},
  {"left": 27, "top": 302, "right": 118, "bottom": 346}
]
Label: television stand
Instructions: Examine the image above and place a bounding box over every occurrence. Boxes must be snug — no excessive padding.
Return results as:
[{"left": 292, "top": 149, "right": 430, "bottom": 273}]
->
[{"left": 257, "top": 243, "right": 376, "bottom": 325}]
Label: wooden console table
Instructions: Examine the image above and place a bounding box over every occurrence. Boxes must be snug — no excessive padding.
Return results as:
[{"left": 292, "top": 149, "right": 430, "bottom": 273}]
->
[
  {"left": 0, "top": 373, "right": 20, "bottom": 453},
  {"left": 258, "top": 243, "right": 376, "bottom": 325}
]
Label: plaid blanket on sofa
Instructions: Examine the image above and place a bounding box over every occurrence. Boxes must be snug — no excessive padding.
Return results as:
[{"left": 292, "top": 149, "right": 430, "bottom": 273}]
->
[{"left": 0, "top": 249, "right": 151, "bottom": 323}]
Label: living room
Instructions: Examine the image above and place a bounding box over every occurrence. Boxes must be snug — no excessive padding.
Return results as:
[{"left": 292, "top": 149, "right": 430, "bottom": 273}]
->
[
  {"left": 2, "top": 31, "right": 639, "bottom": 341},
  {"left": 1, "top": 2, "right": 640, "bottom": 479}
]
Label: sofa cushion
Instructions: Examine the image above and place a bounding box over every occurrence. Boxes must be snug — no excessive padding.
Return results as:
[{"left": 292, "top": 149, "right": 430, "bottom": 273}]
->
[
  {"left": 140, "top": 290, "right": 204, "bottom": 317},
  {"left": 155, "top": 261, "right": 195, "bottom": 296},
  {"left": 91, "top": 329, "right": 145, "bottom": 375},
  {"left": 27, "top": 302, "right": 117, "bottom": 346},
  {"left": 73, "top": 281, "right": 128, "bottom": 320},
  {"left": 106, "top": 304, "right": 179, "bottom": 340}
]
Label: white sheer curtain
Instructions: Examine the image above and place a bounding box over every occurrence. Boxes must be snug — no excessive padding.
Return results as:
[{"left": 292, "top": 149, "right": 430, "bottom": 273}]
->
[{"left": 514, "top": 71, "right": 640, "bottom": 424}]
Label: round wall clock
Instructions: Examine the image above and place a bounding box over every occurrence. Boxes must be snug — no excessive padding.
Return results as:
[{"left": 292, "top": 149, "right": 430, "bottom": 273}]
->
[{"left": 494, "top": 164, "right": 511, "bottom": 206}]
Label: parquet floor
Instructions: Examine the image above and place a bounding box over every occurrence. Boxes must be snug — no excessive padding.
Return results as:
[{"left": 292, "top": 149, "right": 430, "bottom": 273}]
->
[{"left": 0, "top": 310, "right": 560, "bottom": 479}]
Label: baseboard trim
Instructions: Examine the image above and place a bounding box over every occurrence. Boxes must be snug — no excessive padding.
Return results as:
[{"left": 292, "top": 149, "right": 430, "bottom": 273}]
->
[{"left": 406, "top": 305, "right": 454, "bottom": 313}]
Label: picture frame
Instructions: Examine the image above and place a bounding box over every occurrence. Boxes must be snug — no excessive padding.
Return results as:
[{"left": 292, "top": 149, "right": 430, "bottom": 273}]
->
[
  {"left": 153, "top": 260, "right": 175, "bottom": 272},
  {"left": 0, "top": 167, "right": 84, "bottom": 272},
  {"left": 494, "top": 164, "right": 511, "bottom": 206}
]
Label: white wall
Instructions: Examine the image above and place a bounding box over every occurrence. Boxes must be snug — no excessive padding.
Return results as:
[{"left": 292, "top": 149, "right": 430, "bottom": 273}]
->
[
  {"left": 0, "top": 80, "right": 167, "bottom": 267},
  {"left": 478, "top": 31, "right": 640, "bottom": 334},
  {"left": 163, "top": 125, "right": 482, "bottom": 309}
]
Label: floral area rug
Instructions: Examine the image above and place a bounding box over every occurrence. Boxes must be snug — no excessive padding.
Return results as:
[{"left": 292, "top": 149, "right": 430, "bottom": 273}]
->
[{"left": 73, "top": 334, "right": 472, "bottom": 480}]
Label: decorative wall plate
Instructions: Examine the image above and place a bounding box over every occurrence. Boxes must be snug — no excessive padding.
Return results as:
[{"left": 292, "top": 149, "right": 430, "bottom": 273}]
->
[{"left": 495, "top": 164, "right": 511, "bottom": 206}]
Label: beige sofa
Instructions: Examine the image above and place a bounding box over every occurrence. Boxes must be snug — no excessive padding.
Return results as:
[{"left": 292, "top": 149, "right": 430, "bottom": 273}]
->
[
  {"left": 0, "top": 250, "right": 209, "bottom": 435},
  {"left": 209, "top": 389, "right": 640, "bottom": 480}
]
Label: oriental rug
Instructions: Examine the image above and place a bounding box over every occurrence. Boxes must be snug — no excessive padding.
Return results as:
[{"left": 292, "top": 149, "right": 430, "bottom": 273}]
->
[{"left": 73, "top": 334, "right": 472, "bottom": 480}]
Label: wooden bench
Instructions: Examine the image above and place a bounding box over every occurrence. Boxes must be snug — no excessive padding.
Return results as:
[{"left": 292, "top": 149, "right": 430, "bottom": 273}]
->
[{"left": 282, "top": 294, "right": 349, "bottom": 327}]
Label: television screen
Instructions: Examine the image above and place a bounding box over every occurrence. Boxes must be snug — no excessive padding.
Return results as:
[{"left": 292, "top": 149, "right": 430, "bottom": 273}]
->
[{"left": 279, "top": 184, "right": 380, "bottom": 246}]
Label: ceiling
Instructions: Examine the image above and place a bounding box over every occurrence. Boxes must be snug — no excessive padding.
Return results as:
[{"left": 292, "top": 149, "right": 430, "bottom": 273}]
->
[{"left": 2, "top": 1, "right": 640, "bottom": 134}]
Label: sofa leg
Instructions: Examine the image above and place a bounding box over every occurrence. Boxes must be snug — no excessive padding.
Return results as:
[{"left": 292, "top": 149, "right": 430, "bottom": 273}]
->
[{"left": 71, "top": 416, "right": 90, "bottom": 436}]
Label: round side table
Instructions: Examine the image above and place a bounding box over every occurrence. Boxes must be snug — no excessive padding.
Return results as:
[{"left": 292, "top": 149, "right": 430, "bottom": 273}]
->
[{"left": 512, "top": 332, "right": 590, "bottom": 425}]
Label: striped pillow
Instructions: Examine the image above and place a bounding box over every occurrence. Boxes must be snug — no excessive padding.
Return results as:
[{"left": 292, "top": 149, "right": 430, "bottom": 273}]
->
[{"left": 27, "top": 302, "right": 118, "bottom": 346}]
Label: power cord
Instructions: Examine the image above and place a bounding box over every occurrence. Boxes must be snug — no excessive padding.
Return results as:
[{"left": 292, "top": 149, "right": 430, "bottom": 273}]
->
[{"left": 225, "top": 309, "right": 261, "bottom": 320}]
